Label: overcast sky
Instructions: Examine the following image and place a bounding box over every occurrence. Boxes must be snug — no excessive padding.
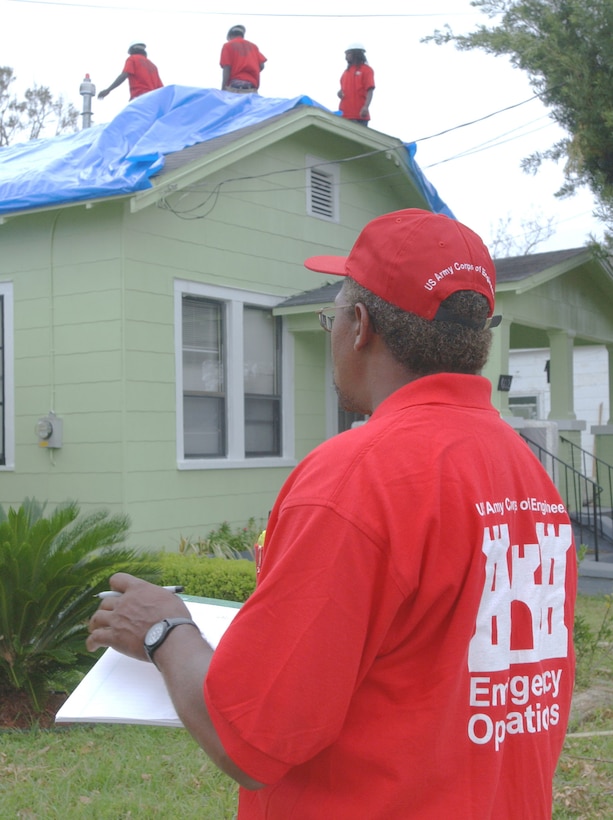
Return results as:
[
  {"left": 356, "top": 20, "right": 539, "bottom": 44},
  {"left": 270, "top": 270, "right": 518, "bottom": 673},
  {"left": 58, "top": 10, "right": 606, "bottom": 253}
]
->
[{"left": 1, "top": 0, "right": 603, "bottom": 253}]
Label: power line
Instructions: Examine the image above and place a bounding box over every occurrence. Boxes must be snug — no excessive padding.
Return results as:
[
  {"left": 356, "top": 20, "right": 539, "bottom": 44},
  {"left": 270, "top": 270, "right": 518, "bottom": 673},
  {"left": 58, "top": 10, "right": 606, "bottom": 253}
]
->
[
  {"left": 159, "top": 156, "right": 407, "bottom": 219},
  {"left": 424, "top": 117, "right": 554, "bottom": 168},
  {"left": 410, "top": 92, "right": 545, "bottom": 144},
  {"left": 7, "top": 0, "right": 477, "bottom": 16},
  {"left": 157, "top": 95, "right": 558, "bottom": 218}
]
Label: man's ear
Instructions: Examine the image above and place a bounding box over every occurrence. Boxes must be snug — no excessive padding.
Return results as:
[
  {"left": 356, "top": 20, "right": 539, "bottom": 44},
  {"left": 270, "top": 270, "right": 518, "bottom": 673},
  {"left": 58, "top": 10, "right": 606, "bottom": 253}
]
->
[{"left": 353, "top": 302, "right": 375, "bottom": 351}]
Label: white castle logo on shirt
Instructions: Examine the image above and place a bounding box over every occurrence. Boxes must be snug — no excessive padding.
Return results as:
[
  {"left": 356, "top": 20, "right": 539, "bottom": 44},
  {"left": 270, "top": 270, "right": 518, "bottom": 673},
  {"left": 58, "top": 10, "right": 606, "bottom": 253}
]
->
[{"left": 468, "top": 522, "right": 572, "bottom": 672}]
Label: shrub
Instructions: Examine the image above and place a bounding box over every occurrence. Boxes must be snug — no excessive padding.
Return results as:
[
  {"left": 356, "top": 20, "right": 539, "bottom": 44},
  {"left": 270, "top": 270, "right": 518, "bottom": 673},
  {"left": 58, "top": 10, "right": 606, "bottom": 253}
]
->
[
  {"left": 178, "top": 518, "right": 264, "bottom": 560},
  {"left": 574, "top": 594, "right": 613, "bottom": 688},
  {"left": 0, "top": 498, "right": 160, "bottom": 710},
  {"left": 157, "top": 552, "right": 256, "bottom": 602}
]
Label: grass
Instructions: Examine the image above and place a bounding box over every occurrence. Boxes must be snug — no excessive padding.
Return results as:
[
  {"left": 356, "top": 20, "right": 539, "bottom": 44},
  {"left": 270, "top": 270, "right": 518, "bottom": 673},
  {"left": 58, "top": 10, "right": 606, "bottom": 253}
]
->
[
  {"left": 553, "top": 593, "right": 613, "bottom": 819},
  {"left": 0, "top": 725, "right": 239, "bottom": 818},
  {"left": 555, "top": 714, "right": 613, "bottom": 819},
  {"left": 1, "top": 595, "right": 611, "bottom": 818}
]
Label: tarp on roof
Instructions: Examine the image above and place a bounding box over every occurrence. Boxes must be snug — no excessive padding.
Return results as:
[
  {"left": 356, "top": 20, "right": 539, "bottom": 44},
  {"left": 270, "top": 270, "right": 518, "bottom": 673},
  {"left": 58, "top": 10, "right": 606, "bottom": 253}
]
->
[{"left": 0, "top": 85, "right": 453, "bottom": 217}]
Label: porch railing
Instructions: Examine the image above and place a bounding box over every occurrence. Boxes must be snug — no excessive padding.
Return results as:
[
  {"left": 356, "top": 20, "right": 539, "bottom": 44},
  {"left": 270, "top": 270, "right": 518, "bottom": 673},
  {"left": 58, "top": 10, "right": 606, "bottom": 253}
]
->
[{"left": 520, "top": 433, "right": 605, "bottom": 561}]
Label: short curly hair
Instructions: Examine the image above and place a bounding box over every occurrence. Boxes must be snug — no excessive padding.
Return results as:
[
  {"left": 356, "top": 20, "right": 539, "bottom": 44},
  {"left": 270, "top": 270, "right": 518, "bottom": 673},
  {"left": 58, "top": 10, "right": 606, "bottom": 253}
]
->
[{"left": 343, "top": 278, "right": 493, "bottom": 375}]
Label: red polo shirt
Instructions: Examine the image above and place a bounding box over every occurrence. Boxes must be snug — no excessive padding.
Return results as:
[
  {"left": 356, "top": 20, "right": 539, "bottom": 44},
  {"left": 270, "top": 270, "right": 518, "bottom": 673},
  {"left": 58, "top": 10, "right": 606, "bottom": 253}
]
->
[
  {"left": 339, "top": 63, "right": 375, "bottom": 120},
  {"left": 205, "top": 374, "right": 576, "bottom": 819},
  {"left": 122, "top": 54, "right": 163, "bottom": 99}
]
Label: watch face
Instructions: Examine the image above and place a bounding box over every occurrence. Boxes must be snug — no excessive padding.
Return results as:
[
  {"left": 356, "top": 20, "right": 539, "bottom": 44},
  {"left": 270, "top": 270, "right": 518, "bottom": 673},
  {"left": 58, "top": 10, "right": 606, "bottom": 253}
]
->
[{"left": 145, "top": 621, "right": 165, "bottom": 646}]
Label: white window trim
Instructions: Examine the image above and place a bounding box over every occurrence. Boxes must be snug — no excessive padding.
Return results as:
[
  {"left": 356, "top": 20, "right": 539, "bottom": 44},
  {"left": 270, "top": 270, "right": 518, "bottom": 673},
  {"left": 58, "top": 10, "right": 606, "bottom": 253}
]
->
[
  {"left": 306, "top": 154, "right": 340, "bottom": 223},
  {"left": 175, "top": 279, "right": 295, "bottom": 470},
  {"left": 0, "top": 282, "right": 15, "bottom": 471}
]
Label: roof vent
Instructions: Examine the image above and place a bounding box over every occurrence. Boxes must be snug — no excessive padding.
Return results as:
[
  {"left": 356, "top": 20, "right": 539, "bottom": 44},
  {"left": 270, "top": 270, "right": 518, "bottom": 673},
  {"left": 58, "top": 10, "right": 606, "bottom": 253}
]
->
[{"left": 306, "top": 157, "right": 339, "bottom": 222}]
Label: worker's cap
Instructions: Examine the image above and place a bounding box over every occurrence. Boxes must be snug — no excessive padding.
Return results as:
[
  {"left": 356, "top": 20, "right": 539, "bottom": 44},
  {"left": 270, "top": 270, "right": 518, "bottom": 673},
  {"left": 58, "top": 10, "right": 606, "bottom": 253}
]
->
[
  {"left": 128, "top": 41, "right": 146, "bottom": 50},
  {"left": 228, "top": 24, "right": 246, "bottom": 37},
  {"left": 345, "top": 42, "right": 366, "bottom": 52},
  {"left": 304, "top": 209, "right": 501, "bottom": 327}
]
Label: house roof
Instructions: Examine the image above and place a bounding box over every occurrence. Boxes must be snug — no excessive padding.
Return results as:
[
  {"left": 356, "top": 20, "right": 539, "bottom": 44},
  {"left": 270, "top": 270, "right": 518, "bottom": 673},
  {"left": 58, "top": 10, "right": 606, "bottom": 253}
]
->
[
  {"left": 278, "top": 281, "right": 343, "bottom": 309},
  {"left": 275, "top": 246, "right": 606, "bottom": 312},
  {"left": 159, "top": 110, "right": 293, "bottom": 176},
  {"left": 494, "top": 247, "right": 590, "bottom": 283},
  {"left": 0, "top": 85, "right": 452, "bottom": 219}
]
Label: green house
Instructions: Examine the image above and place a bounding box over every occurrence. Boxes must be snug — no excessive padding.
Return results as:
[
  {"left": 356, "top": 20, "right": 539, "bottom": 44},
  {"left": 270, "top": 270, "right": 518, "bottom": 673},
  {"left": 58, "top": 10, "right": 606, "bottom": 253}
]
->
[
  {"left": 1, "top": 90, "right": 612, "bottom": 550},
  {"left": 0, "top": 95, "right": 443, "bottom": 548}
]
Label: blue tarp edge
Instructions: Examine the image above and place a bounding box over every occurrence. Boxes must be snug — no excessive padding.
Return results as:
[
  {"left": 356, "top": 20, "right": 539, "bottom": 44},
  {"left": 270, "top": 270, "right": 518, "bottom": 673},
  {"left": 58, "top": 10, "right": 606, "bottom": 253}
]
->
[{"left": 404, "top": 142, "right": 455, "bottom": 219}]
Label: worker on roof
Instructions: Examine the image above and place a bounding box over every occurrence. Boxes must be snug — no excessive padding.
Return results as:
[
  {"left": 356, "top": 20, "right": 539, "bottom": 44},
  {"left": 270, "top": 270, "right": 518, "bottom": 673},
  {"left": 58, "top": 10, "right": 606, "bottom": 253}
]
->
[
  {"left": 220, "top": 25, "right": 267, "bottom": 93},
  {"left": 98, "top": 42, "right": 163, "bottom": 102},
  {"left": 338, "top": 43, "right": 375, "bottom": 126}
]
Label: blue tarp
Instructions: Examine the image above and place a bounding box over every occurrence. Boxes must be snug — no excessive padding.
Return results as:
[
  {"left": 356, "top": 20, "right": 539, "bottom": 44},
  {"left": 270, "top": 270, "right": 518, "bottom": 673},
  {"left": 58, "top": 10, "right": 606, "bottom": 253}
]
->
[{"left": 0, "top": 85, "right": 453, "bottom": 217}]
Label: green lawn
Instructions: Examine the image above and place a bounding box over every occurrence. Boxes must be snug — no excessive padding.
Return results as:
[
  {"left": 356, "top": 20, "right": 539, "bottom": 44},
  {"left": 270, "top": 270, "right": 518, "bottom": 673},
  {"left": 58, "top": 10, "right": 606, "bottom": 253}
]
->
[
  {"left": 553, "top": 593, "right": 613, "bottom": 818},
  {"left": 0, "top": 724, "right": 238, "bottom": 818},
  {"left": 1, "top": 594, "right": 611, "bottom": 818}
]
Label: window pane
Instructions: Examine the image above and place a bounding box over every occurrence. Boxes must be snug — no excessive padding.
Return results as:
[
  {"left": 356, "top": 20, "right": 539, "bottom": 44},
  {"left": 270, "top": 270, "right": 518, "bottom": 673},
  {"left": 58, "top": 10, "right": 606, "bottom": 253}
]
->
[
  {"left": 244, "top": 307, "right": 281, "bottom": 456},
  {"left": 183, "top": 297, "right": 224, "bottom": 392},
  {"left": 243, "top": 308, "right": 279, "bottom": 395},
  {"left": 245, "top": 396, "right": 280, "bottom": 457},
  {"left": 509, "top": 395, "right": 538, "bottom": 420},
  {"left": 183, "top": 349, "right": 223, "bottom": 393},
  {"left": 183, "top": 297, "right": 220, "bottom": 348},
  {"left": 184, "top": 396, "right": 225, "bottom": 457},
  {"left": 182, "top": 296, "right": 226, "bottom": 458}
]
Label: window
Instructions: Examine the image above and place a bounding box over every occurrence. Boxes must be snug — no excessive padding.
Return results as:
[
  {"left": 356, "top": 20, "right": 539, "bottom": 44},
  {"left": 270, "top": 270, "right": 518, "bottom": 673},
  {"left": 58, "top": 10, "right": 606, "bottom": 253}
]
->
[
  {"left": 306, "top": 155, "right": 339, "bottom": 222},
  {"left": 176, "top": 281, "right": 293, "bottom": 469},
  {"left": 0, "top": 282, "right": 14, "bottom": 470},
  {"left": 509, "top": 395, "right": 539, "bottom": 420}
]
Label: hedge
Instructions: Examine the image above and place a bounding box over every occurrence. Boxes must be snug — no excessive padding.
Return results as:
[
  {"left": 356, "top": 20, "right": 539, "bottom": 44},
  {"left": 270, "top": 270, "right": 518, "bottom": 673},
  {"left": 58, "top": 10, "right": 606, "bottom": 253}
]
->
[{"left": 156, "top": 552, "right": 256, "bottom": 603}]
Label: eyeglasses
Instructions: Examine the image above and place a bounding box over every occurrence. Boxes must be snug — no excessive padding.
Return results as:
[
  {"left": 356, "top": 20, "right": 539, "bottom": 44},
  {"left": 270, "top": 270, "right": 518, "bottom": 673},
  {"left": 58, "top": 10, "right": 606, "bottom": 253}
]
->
[{"left": 317, "top": 304, "right": 353, "bottom": 332}]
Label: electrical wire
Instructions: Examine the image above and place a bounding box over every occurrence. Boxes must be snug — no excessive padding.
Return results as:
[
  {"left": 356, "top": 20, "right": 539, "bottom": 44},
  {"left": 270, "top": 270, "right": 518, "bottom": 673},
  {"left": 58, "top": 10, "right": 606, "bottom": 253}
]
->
[
  {"left": 410, "top": 93, "right": 545, "bottom": 144},
  {"left": 7, "top": 0, "right": 476, "bottom": 16},
  {"left": 425, "top": 117, "right": 554, "bottom": 168},
  {"left": 157, "top": 145, "right": 393, "bottom": 216},
  {"left": 162, "top": 168, "right": 407, "bottom": 219},
  {"left": 158, "top": 95, "right": 554, "bottom": 218}
]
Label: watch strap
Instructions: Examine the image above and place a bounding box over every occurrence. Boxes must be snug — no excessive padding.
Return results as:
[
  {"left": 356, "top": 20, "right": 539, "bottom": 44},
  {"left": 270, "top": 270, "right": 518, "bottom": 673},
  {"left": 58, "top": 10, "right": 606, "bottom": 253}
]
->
[{"left": 144, "top": 617, "right": 199, "bottom": 664}]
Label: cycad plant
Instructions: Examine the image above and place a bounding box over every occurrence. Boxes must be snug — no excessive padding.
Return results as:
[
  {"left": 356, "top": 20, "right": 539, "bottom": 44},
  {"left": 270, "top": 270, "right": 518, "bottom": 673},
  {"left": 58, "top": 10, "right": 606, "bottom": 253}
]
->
[{"left": 0, "top": 498, "right": 160, "bottom": 711}]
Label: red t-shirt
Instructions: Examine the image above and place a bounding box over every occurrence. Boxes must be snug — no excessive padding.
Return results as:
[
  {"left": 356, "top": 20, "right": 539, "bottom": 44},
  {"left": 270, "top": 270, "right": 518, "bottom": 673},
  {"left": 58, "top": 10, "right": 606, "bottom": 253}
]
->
[
  {"left": 220, "top": 38, "right": 267, "bottom": 88},
  {"left": 205, "top": 374, "right": 576, "bottom": 819},
  {"left": 122, "top": 54, "right": 163, "bottom": 99},
  {"left": 339, "top": 63, "right": 375, "bottom": 120}
]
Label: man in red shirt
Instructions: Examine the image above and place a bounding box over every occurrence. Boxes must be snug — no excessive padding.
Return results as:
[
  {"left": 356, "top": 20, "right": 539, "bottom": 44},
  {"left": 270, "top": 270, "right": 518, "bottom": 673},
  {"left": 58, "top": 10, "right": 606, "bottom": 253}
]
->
[
  {"left": 98, "top": 42, "right": 163, "bottom": 102},
  {"left": 88, "top": 210, "right": 576, "bottom": 819},
  {"left": 220, "top": 24, "right": 266, "bottom": 93},
  {"left": 338, "top": 43, "right": 375, "bottom": 125}
]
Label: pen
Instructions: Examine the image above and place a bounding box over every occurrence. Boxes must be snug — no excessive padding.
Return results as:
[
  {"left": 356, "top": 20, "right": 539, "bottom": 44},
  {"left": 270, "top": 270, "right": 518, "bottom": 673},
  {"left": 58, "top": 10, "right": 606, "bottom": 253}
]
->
[{"left": 95, "top": 585, "right": 184, "bottom": 599}]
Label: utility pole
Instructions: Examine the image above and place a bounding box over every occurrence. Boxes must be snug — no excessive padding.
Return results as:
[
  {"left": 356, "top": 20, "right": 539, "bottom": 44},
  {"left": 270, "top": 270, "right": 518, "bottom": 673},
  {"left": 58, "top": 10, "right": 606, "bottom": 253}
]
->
[{"left": 79, "top": 74, "right": 96, "bottom": 129}]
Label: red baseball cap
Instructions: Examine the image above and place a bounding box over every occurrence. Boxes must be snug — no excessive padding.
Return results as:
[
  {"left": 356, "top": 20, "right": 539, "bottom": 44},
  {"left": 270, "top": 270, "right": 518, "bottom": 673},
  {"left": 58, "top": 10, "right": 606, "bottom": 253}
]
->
[{"left": 304, "top": 209, "right": 499, "bottom": 324}]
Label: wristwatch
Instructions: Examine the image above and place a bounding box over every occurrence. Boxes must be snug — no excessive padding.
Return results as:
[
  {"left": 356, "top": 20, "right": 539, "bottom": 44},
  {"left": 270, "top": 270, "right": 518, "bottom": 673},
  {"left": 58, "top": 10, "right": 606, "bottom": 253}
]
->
[{"left": 144, "top": 617, "right": 199, "bottom": 663}]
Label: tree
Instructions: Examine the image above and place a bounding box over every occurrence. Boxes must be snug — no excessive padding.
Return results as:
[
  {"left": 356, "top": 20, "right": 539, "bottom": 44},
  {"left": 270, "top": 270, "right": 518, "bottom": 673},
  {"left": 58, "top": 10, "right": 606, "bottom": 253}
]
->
[
  {"left": 426, "top": 1, "right": 613, "bottom": 238},
  {"left": 489, "top": 210, "right": 556, "bottom": 258},
  {"left": 0, "top": 66, "right": 78, "bottom": 147}
]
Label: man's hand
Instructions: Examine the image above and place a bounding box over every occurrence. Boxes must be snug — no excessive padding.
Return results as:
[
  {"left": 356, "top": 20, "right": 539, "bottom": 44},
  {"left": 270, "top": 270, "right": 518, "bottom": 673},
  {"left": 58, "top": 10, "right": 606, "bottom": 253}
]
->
[{"left": 87, "top": 572, "right": 191, "bottom": 660}]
